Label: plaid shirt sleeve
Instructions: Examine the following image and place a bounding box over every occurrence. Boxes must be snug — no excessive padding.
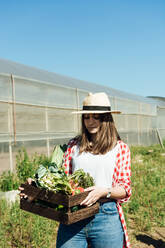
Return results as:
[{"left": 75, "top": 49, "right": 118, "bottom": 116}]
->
[
  {"left": 113, "top": 141, "right": 131, "bottom": 203},
  {"left": 63, "top": 138, "right": 77, "bottom": 175},
  {"left": 112, "top": 141, "right": 132, "bottom": 248}
]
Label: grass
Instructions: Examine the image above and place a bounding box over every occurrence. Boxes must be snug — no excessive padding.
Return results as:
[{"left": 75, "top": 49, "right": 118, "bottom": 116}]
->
[
  {"left": 0, "top": 199, "right": 58, "bottom": 248},
  {"left": 123, "top": 143, "right": 165, "bottom": 234},
  {"left": 0, "top": 143, "right": 164, "bottom": 247}
]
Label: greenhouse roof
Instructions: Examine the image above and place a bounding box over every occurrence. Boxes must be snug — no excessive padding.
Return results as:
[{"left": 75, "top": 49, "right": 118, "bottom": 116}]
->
[
  {"left": 147, "top": 96, "right": 165, "bottom": 104},
  {"left": 0, "top": 58, "right": 164, "bottom": 107}
]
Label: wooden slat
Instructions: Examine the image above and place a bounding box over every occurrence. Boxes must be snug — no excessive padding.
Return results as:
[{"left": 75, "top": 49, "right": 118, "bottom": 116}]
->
[
  {"left": 20, "top": 198, "right": 67, "bottom": 223},
  {"left": 67, "top": 202, "right": 100, "bottom": 224},
  {"left": 20, "top": 199, "right": 100, "bottom": 225},
  {"left": 21, "top": 184, "right": 90, "bottom": 207}
]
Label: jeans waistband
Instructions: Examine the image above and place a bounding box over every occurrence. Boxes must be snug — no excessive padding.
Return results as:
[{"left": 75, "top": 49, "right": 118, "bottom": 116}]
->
[{"left": 98, "top": 198, "right": 116, "bottom": 203}]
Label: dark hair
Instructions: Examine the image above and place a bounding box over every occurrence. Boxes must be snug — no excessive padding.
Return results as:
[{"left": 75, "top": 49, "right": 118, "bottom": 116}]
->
[{"left": 79, "top": 113, "right": 120, "bottom": 155}]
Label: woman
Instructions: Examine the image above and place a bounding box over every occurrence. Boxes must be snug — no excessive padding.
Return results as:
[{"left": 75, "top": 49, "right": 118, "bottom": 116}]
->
[{"left": 56, "top": 92, "right": 131, "bottom": 248}]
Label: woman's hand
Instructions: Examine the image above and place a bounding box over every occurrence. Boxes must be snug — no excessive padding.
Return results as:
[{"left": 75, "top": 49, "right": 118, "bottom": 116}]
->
[
  {"left": 80, "top": 186, "right": 108, "bottom": 207},
  {"left": 19, "top": 178, "right": 33, "bottom": 199}
]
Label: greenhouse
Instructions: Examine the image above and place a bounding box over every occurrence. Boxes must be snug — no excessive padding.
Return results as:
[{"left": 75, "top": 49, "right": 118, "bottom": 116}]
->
[{"left": 0, "top": 58, "right": 165, "bottom": 173}]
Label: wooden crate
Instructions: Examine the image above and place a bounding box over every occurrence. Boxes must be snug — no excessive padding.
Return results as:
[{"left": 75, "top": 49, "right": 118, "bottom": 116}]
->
[{"left": 20, "top": 184, "right": 100, "bottom": 225}]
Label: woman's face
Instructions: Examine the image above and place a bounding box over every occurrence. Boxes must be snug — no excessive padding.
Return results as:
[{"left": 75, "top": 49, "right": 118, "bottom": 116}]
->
[{"left": 83, "top": 114, "right": 101, "bottom": 134}]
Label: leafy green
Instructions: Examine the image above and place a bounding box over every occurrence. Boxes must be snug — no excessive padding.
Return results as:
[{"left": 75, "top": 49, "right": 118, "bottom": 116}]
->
[
  {"left": 34, "top": 163, "right": 72, "bottom": 194},
  {"left": 70, "top": 169, "right": 94, "bottom": 188},
  {"left": 34, "top": 164, "right": 94, "bottom": 195},
  {"left": 51, "top": 144, "right": 67, "bottom": 167},
  {"left": 35, "top": 165, "right": 47, "bottom": 179},
  {"left": 34, "top": 144, "right": 94, "bottom": 195}
]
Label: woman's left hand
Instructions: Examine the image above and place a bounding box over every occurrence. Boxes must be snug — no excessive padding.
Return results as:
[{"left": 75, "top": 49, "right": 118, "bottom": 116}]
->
[{"left": 80, "top": 186, "right": 107, "bottom": 207}]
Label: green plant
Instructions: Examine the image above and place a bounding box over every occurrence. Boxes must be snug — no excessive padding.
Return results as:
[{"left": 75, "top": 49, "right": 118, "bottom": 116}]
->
[
  {"left": 70, "top": 169, "right": 94, "bottom": 188},
  {"left": 0, "top": 171, "right": 19, "bottom": 192},
  {"left": 16, "top": 148, "right": 51, "bottom": 183},
  {"left": 16, "top": 148, "right": 35, "bottom": 183},
  {"left": 0, "top": 148, "right": 52, "bottom": 192},
  {"left": 163, "top": 139, "right": 165, "bottom": 147}
]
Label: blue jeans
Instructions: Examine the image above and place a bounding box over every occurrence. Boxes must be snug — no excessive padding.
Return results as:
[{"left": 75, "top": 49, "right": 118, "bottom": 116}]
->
[{"left": 56, "top": 201, "right": 124, "bottom": 248}]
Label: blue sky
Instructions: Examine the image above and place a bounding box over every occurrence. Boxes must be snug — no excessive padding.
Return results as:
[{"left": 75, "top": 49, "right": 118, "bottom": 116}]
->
[{"left": 0, "top": 0, "right": 165, "bottom": 97}]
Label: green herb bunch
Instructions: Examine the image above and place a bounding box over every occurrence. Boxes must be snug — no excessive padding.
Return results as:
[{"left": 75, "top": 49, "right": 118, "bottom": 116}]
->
[{"left": 69, "top": 169, "right": 94, "bottom": 188}]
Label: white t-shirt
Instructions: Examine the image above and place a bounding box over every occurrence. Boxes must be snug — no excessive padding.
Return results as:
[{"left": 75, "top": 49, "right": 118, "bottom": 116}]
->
[{"left": 71, "top": 143, "right": 119, "bottom": 188}]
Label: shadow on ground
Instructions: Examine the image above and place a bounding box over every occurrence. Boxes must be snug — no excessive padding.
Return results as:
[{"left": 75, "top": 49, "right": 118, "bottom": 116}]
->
[{"left": 136, "top": 234, "right": 165, "bottom": 248}]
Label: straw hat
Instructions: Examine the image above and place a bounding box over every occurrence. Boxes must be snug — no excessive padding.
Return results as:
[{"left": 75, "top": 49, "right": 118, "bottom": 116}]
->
[{"left": 72, "top": 92, "right": 121, "bottom": 114}]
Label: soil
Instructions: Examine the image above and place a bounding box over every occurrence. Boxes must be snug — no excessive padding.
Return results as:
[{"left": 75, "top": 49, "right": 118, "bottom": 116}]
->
[{"left": 129, "top": 227, "right": 165, "bottom": 248}]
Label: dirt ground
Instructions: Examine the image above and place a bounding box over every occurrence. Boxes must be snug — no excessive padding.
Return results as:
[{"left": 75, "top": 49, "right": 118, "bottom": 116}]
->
[{"left": 128, "top": 227, "right": 165, "bottom": 248}]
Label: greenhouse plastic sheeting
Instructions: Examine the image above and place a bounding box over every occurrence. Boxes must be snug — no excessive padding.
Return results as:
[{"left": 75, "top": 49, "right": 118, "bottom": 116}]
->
[
  {"left": 0, "top": 73, "right": 165, "bottom": 173},
  {"left": 14, "top": 77, "right": 78, "bottom": 108},
  {"left": 157, "top": 106, "right": 165, "bottom": 141}
]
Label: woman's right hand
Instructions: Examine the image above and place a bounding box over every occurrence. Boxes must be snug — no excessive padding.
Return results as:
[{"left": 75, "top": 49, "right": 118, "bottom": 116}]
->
[{"left": 19, "top": 178, "right": 33, "bottom": 199}]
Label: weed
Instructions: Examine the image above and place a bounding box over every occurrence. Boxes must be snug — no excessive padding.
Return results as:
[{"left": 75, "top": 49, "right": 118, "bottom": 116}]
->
[
  {"left": 16, "top": 147, "right": 51, "bottom": 183},
  {"left": 0, "top": 171, "right": 19, "bottom": 191}
]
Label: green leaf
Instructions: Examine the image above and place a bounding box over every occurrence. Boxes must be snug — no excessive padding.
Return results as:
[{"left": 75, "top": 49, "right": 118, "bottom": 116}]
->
[
  {"left": 51, "top": 145, "right": 65, "bottom": 167},
  {"left": 35, "top": 165, "right": 47, "bottom": 179}
]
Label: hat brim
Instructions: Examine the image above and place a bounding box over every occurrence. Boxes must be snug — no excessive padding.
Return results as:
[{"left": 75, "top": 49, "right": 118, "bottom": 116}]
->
[{"left": 72, "top": 110, "right": 121, "bottom": 114}]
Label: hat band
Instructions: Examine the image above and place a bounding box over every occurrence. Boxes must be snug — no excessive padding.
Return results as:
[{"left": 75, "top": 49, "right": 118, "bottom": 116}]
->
[{"left": 83, "top": 106, "right": 111, "bottom": 111}]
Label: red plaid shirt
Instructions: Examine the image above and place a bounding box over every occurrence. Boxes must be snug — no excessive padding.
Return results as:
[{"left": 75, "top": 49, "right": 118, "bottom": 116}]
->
[{"left": 63, "top": 139, "right": 131, "bottom": 248}]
